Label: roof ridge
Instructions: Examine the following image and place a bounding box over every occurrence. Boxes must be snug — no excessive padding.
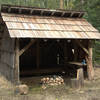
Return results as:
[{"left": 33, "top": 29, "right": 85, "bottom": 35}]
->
[{"left": 1, "top": 4, "right": 85, "bottom": 18}]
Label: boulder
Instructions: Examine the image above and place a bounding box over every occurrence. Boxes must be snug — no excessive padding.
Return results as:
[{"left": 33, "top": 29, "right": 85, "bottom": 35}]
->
[{"left": 15, "top": 84, "right": 29, "bottom": 95}]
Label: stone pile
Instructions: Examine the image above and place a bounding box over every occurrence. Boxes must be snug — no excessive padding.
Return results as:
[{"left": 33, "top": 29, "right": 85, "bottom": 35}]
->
[{"left": 41, "top": 76, "right": 64, "bottom": 86}]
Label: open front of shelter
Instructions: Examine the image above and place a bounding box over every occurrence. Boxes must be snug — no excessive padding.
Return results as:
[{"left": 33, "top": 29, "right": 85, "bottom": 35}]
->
[{"left": 0, "top": 4, "right": 100, "bottom": 85}]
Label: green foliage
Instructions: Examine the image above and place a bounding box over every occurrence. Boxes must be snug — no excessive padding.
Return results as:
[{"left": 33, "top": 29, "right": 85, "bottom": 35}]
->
[{"left": 0, "top": 0, "right": 78, "bottom": 10}]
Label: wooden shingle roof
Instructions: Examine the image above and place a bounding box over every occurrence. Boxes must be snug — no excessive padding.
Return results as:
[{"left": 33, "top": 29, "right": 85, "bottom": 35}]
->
[{"left": 1, "top": 5, "right": 100, "bottom": 39}]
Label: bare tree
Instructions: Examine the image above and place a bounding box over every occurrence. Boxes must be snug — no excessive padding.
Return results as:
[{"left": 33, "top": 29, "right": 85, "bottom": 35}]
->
[{"left": 81, "top": 0, "right": 84, "bottom": 10}]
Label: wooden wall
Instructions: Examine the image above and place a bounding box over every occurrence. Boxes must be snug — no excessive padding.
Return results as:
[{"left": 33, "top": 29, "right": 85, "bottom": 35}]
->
[{"left": 0, "top": 25, "right": 15, "bottom": 82}]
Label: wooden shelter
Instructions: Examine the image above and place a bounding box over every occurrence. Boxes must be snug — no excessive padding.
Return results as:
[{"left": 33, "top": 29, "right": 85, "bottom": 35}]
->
[{"left": 0, "top": 4, "right": 100, "bottom": 84}]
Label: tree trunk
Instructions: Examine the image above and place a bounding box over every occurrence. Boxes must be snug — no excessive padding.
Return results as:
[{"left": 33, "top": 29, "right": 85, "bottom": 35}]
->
[{"left": 60, "top": 0, "right": 63, "bottom": 9}]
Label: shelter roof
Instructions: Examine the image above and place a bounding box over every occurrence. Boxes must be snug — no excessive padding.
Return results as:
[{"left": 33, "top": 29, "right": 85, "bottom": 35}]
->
[{"left": 1, "top": 4, "right": 100, "bottom": 39}]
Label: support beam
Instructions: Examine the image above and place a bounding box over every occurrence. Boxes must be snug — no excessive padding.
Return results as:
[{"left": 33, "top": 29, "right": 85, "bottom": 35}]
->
[
  {"left": 36, "top": 40, "right": 40, "bottom": 69},
  {"left": 30, "top": 9, "right": 33, "bottom": 14},
  {"left": 75, "top": 40, "right": 89, "bottom": 55},
  {"left": 14, "top": 38, "right": 20, "bottom": 84},
  {"left": 86, "top": 40, "right": 94, "bottom": 80},
  {"left": 19, "top": 39, "right": 36, "bottom": 56},
  {"left": 73, "top": 41, "right": 78, "bottom": 61},
  {"left": 64, "top": 40, "right": 68, "bottom": 66}
]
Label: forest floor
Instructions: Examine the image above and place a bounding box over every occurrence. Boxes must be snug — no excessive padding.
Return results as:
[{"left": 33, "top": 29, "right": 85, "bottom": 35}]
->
[{"left": 0, "top": 67, "right": 100, "bottom": 100}]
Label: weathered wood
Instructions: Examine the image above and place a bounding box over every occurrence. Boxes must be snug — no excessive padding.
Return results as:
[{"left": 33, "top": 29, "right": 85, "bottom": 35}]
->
[
  {"left": 64, "top": 40, "right": 67, "bottom": 66},
  {"left": 74, "top": 41, "right": 78, "bottom": 61},
  {"left": 36, "top": 40, "right": 40, "bottom": 69},
  {"left": 19, "top": 39, "right": 36, "bottom": 56},
  {"left": 75, "top": 40, "right": 89, "bottom": 55},
  {"left": 70, "top": 78, "right": 80, "bottom": 89},
  {"left": 20, "top": 67, "right": 64, "bottom": 76},
  {"left": 14, "top": 38, "right": 20, "bottom": 84},
  {"left": 86, "top": 40, "right": 94, "bottom": 80},
  {"left": 68, "top": 62, "right": 86, "bottom": 66},
  {"left": 77, "top": 68, "right": 84, "bottom": 88}
]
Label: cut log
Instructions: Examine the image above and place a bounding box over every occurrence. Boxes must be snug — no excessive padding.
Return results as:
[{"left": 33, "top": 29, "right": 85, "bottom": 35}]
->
[
  {"left": 70, "top": 78, "right": 80, "bottom": 89},
  {"left": 77, "top": 68, "right": 84, "bottom": 88},
  {"left": 70, "top": 68, "right": 84, "bottom": 89}
]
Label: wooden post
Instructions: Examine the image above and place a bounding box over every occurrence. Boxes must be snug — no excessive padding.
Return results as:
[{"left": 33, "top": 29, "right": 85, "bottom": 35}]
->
[
  {"left": 64, "top": 40, "right": 67, "bottom": 66},
  {"left": 74, "top": 40, "right": 78, "bottom": 61},
  {"left": 86, "top": 40, "right": 94, "bottom": 80},
  {"left": 14, "top": 38, "right": 20, "bottom": 84},
  {"left": 60, "top": 0, "right": 64, "bottom": 9},
  {"left": 36, "top": 40, "right": 40, "bottom": 69}
]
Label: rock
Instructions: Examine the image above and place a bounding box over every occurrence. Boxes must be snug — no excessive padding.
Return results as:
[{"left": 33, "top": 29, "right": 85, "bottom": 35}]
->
[{"left": 15, "top": 84, "right": 29, "bottom": 95}]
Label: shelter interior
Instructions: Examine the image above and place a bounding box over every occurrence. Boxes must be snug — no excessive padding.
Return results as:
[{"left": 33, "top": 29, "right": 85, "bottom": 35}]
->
[{"left": 19, "top": 38, "right": 88, "bottom": 78}]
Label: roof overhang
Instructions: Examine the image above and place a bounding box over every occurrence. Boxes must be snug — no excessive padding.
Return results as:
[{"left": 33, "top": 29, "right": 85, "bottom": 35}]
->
[{"left": 1, "top": 5, "right": 100, "bottom": 39}]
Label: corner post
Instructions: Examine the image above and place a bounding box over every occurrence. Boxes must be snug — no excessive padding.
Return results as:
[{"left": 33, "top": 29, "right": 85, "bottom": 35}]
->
[
  {"left": 36, "top": 39, "right": 40, "bottom": 69},
  {"left": 14, "top": 38, "right": 20, "bottom": 84},
  {"left": 86, "top": 40, "right": 94, "bottom": 80}
]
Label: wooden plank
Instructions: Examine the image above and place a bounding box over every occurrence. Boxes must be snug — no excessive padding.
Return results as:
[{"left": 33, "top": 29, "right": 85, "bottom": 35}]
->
[
  {"left": 19, "top": 39, "right": 36, "bottom": 56},
  {"left": 14, "top": 38, "right": 20, "bottom": 84},
  {"left": 86, "top": 40, "right": 94, "bottom": 80},
  {"left": 75, "top": 40, "right": 89, "bottom": 55},
  {"left": 68, "top": 62, "right": 86, "bottom": 66}
]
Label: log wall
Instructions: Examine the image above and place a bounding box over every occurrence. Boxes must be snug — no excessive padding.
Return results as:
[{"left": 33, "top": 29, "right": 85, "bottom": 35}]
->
[{"left": 0, "top": 26, "right": 15, "bottom": 82}]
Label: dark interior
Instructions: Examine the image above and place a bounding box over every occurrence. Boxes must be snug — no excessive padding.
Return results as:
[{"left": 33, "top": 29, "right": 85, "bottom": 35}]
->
[{"left": 19, "top": 39, "right": 87, "bottom": 78}]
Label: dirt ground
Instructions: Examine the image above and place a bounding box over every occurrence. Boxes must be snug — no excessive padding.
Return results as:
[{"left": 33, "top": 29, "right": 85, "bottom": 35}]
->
[{"left": 0, "top": 67, "right": 100, "bottom": 100}]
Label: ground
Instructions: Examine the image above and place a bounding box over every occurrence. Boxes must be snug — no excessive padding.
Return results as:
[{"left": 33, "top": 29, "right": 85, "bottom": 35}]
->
[{"left": 0, "top": 67, "right": 100, "bottom": 100}]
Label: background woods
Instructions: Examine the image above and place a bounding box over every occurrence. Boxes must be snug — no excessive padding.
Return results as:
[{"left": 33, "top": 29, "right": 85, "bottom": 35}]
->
[{"left": 0, "top": 0, "right": 100, "bottom": 65}]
